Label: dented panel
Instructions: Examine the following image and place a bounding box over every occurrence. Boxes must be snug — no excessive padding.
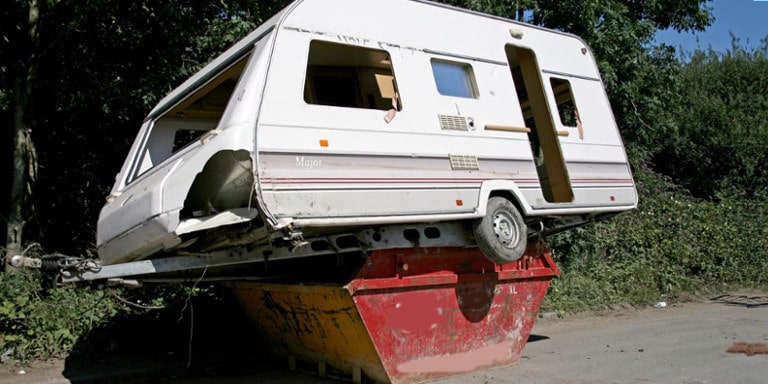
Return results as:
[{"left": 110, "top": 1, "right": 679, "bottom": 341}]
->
[{"left": 97, "top": 29, "right": 276, "bottom": 265}]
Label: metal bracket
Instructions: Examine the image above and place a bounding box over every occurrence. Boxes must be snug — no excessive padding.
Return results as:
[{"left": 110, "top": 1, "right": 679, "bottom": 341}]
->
[{"left": 9, "top": 255, "right": 42, "bottom": 269}]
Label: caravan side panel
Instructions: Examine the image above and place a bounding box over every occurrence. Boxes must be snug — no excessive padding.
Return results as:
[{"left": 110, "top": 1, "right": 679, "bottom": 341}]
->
[{"left": 254, "top": 0, "right": 635, "bottom": 227}]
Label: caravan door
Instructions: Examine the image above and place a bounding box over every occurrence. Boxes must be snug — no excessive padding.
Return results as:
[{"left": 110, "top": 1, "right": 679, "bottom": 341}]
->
[{"left": 505, "top": 45, "right": 574, "bottom": 204}]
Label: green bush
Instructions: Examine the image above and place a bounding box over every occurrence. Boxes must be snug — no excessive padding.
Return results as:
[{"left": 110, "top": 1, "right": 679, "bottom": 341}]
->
[
  {"left": 0, "top": 270, "right": 120, "bottom": 363},
  {"left": 542, "top": 149, "right": 768, "bottom": 312},
  {"left": 656, "top": 42, "right": 768, "bottom": 200}
]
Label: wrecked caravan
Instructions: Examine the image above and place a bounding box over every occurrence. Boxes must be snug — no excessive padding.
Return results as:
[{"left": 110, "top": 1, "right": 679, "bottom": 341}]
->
[{"left": 97, "top": 0, "right": 637, "bottom": 267}]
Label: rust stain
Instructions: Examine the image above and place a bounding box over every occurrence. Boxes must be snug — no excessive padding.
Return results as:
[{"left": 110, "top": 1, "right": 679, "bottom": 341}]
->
[{"left": 727, "top": 342, "right": 768, "bottom": 356}]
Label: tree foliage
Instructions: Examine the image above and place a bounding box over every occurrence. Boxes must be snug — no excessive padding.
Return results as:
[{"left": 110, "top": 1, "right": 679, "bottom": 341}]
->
[
  {"left": 535, "top": 0, "right": 710, "bottom": 148},
  {"left": 655, "top": 41, "right": 768, "bottom": 200},
  {"left": 1, "top": 1, "right": 291, "bottom": 256},
  {"left": 440, "top": 0, "right": 712, "bottom": 148}
]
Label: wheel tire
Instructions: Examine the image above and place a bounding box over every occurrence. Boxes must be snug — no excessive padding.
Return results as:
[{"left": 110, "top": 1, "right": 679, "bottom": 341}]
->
[{"left": 472, "top": 197, "right": 527, "bottom": 264}]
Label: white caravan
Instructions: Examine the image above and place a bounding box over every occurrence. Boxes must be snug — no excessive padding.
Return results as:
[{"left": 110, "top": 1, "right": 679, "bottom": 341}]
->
[{"left": 97, "top": 0, "right": 637, "bottom": 267}]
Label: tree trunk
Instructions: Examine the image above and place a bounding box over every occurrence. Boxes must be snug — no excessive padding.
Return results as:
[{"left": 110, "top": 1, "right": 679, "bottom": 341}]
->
[
  {"left": 4, "top": 0, "right": 39, "bottom": 266},
  {"left": 5, "top": 76, "right": 28, "bottom": 261}
]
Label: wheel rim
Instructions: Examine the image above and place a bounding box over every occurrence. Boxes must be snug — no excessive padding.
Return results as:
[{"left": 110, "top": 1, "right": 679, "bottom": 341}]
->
[{"left": 492, "top": 211, "right": 520, "bottom": 248}]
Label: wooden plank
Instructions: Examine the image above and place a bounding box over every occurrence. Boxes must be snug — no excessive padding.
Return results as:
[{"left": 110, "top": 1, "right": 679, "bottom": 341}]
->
[{"left": 485, "top": 125, "right": 531, "bottom": 133}]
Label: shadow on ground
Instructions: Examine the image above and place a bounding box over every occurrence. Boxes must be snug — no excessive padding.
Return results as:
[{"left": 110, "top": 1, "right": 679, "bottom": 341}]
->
[
  {"left": 59, "top": 283, "right": 556, "bottom": 383},
  {"left": 526, "top": 334, "right": 550, "bottom": 343},
  {"left": 62, "top": 285, "right": 279, "bottom": 384}
]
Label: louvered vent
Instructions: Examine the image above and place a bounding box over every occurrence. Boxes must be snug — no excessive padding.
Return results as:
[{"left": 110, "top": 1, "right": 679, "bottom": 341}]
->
[
  {"left": 438, "top": 114, "right": 469, "bottom": 131},
  {"left": 449, "top": 154, "right": 480, "bottom": 171}
]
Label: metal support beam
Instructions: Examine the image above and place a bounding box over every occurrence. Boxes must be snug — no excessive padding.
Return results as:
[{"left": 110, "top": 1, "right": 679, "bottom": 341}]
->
[{"left": 60, "top": 222, "right": 473, "bottom": 283}]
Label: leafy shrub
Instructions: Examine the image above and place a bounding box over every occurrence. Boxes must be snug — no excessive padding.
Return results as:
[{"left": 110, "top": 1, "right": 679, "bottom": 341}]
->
[
  {"left": 0, "top": 260, "right": 223, "bottom": 365},
  {"left": 0, "top": 270, "right": 121, "bottom": 363},
  {"left": 542, "top": 148, "right": 768, "bottom": 312},
  {"left": 656, "top": 41, "right": 768, "bottom": 200}
]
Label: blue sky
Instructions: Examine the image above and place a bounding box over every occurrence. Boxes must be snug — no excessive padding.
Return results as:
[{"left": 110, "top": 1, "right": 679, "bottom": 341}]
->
[{"left": 654, "top": 0, "right": 768, "bottom": 53}]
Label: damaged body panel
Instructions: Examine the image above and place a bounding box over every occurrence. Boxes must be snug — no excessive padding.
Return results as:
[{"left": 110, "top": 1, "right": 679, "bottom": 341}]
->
[{"left": 96, "top": 17, "right": 279, "bottom": 264}]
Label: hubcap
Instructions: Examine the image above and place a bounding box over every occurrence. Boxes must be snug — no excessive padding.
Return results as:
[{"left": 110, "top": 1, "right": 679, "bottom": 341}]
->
[{"left": 492, "top": 211, "right": 519, "bottom": 248}]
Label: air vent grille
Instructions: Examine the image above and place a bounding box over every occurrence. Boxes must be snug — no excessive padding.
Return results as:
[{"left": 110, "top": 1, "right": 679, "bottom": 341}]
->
[
  {"left": 439, "top": 115, "right": 469, "bottom": 131},
  {"left": 449, "top": 154, "right": 480, "bottom": 171}
]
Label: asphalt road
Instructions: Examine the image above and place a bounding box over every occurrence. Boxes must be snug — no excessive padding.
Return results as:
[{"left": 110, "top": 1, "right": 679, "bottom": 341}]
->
[
  {"left": 443, "top": 295, "right": 768, "bottom": 384},
  {"left": 3, "top": 295, "right": 767, "bottom": 384}
]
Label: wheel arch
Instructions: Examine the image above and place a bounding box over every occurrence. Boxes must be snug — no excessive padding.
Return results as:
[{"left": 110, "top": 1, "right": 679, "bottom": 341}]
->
[
  {"left": 476, "top": 180, "right": 534, "bottom": 218},
  {"left": 180, "top": 149, "right": 258, "bottom": 219}
]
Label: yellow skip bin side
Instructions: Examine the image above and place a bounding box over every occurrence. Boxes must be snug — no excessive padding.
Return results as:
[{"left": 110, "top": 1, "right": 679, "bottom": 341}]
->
[{"left": 227, "top": 282, "right": 389, "bottom": 383}]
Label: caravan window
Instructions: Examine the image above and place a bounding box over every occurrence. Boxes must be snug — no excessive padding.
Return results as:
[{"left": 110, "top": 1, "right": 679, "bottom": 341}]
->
[
  {"left": 127, "top": 52, "right": 251, "bottom": 183},
  {"left": 550, "top": 78, "right": 580, "bottom": 127},
  {"left": 431, "top": 60, "right": 478, "bottom": 98},
  {"left": 304, "top": 41, "right": 401, "bottom": 111}
]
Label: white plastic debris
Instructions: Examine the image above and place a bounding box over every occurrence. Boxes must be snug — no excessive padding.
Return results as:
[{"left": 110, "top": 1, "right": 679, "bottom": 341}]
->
[
  {"left": 654, "top": 301, "right": 668, "bottom": 309},
  {"left": 0, "top": 348, "right": 13, "bottom": 364}
]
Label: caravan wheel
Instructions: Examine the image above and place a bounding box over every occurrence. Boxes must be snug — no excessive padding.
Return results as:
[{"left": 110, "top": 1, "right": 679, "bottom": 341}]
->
[{"left": 473, "top": 197, "right": 527, "bottom": 264}]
